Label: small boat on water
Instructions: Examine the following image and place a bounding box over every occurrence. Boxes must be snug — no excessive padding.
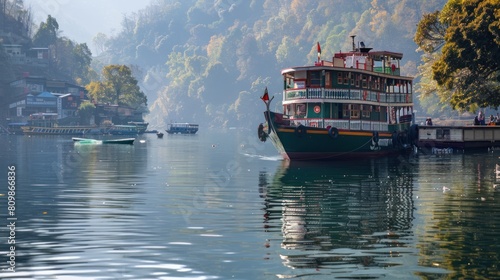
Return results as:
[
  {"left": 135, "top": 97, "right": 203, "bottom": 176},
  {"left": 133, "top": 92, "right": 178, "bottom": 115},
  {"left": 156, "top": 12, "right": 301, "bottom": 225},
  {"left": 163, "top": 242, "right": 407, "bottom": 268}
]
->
[
  {"left": 258, "top": 37, "right": 417, "bottom": 160},
  {"left": 166, "top": 123, "right": 199, "bottom": 134},
  {"left": 108, "top": 125, "right": 142, "bottom": 135},
  {"left": 72, "top": 137, "right": 135, "bottom": 145}
]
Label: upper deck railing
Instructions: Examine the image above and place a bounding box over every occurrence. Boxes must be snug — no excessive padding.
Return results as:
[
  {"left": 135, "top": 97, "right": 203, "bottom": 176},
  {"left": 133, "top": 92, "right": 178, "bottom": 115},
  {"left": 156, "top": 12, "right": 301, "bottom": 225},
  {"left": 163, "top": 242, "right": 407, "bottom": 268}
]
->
[{"left": 284, "top": 88, "right": 412, "bottom": 104}]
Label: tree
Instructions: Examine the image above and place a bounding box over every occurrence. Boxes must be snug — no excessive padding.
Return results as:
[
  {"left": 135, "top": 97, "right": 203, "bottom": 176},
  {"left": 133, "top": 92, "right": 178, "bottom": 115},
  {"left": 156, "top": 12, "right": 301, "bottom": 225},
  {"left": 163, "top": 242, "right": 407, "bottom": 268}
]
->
[
  {"left": 416, "top": 0, "right": 500, "bottom": 111},
  {"left": 72, "top": 43, "right": 93, "bottom": 84},
  {"left": 92, "top": 32, "right": 109, "bottom": 55},
  {"left": 86, "top": 65, "right": 147, "bottom": 109},
  {"left": 32, "top": 15, "right": 59, "bottom": 47},
  {"left": 78, "top": 100, "right": 96, "bottom": 125}
]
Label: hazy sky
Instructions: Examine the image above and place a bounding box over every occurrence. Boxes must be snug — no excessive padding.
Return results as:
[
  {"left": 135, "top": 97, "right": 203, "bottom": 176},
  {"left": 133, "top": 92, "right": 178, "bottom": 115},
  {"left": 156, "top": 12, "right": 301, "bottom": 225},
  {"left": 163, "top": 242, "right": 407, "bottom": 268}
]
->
[{"left": 24, "top": 0, "right": 151, "bottom": 53}]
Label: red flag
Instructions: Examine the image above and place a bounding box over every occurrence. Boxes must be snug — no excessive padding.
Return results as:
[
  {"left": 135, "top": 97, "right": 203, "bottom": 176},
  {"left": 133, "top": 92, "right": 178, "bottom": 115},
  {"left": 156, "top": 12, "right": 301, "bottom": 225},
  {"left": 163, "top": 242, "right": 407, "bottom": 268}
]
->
[
  {"left": 261, "top": 87, "right": 269, "bottom": 102},
  {"left": 317, "top": 42, "right": 321, "bottom": 54}
]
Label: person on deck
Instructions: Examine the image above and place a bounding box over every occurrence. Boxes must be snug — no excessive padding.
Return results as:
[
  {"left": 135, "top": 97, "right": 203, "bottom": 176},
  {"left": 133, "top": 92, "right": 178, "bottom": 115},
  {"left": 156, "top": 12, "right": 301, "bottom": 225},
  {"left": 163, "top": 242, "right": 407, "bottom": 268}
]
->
[
  {"left": 474, "top": 116, "right": 480, "bottom": 125},
  {"left": 425, "top": 118, "right": 433, "bottom": 126},
  {"left": 478, "top": 111, "right": 485, "bottom": 125},
  {"left": 489, "top": 115, "right": 496, "bottom": 125}
]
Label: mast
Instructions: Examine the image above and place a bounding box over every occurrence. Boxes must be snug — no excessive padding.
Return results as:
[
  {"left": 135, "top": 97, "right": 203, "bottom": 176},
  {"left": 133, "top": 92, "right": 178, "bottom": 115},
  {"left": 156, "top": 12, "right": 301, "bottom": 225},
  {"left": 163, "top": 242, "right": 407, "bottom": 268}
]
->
[{"left": 350, "top": 35, "right": 356, "bottom": 51}]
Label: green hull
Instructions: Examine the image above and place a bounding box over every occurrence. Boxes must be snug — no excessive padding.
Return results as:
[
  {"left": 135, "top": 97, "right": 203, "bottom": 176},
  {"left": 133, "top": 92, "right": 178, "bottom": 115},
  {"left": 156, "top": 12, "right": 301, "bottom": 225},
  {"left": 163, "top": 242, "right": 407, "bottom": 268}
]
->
[
  {"left": 264, "top": 111, "right": 414, "bottom": 160},
  {"left": 73, "top": 137, "right": 135, "bottom": 145}
]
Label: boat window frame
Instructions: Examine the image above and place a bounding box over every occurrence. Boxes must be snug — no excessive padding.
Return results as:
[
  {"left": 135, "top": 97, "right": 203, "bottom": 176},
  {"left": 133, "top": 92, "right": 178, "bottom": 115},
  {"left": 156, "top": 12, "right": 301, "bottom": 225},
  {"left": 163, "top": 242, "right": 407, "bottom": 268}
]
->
[
  {"left": 325, "top": 71, "right": 331, "bottom": 88},
  {"left": 350, "top": 104, "right": 360, "bottom": 119},
  {"left": 309, "top": 71, "right": 321, "bottom": 87}
]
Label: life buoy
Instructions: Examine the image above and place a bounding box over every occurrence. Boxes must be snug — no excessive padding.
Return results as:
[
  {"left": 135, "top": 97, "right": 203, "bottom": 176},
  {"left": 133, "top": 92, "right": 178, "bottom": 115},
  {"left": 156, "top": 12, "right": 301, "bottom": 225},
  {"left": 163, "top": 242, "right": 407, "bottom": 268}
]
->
[
  {"left": 328, "top": 126, "right": 339, "bottom": 139},
  {"left": 295, "top": 124, "right": 307, "bottom": 137},
  {"left": 257, "top": 123, "right": 267, "bottom": 142}
]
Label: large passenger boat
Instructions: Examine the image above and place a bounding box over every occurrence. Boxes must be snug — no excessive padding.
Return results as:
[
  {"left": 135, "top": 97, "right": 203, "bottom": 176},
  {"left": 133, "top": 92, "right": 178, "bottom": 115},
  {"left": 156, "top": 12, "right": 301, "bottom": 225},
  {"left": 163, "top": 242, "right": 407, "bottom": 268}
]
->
[
  {"left": 259, "top": 37, "right": 417, "bottom": 160},
  {"left": 21, "top": 113, "right": 100, "bottom": 135}
]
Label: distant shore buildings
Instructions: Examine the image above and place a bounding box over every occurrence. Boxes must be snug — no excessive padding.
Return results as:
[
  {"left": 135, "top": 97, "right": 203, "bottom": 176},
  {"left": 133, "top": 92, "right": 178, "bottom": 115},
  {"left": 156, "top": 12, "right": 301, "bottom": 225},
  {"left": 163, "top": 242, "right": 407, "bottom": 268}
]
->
[{"left": 1, "top": 44, "right": 144, "bottom": 127}]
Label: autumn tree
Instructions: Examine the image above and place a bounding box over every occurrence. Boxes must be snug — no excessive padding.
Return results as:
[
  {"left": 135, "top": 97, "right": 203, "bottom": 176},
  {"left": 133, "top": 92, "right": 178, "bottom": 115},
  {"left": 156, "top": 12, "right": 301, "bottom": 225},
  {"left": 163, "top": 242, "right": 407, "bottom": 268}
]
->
[
  {"left": 415, "top": 0, "right": 500, "bottom": 111},
  {"left": 86, "top": 65, "right": 147, "bottom": 109}
]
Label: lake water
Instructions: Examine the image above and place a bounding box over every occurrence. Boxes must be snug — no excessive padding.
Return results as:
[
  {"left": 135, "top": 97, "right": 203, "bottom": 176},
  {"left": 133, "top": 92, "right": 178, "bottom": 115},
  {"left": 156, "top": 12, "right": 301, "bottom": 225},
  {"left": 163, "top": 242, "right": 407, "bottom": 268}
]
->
[{"left": 0, "top": 130, "right": 499, "bottom": 279}]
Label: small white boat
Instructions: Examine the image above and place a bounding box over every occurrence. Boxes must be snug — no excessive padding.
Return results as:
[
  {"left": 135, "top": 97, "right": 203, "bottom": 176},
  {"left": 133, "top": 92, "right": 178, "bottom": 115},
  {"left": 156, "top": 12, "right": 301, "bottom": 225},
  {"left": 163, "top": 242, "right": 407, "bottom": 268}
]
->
[{"left": 72, "top": 137, "right": 135, "bottom": 145}]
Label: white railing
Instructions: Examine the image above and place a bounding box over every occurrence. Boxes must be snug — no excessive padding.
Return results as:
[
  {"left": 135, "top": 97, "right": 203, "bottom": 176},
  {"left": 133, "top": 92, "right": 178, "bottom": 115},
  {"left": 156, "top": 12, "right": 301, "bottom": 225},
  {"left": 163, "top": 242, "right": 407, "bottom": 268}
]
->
[
  {"left": 290, "top": 118, "right": 390, "bottom": 132},
  {"left": 284, "top": 88, "right": 412, "bottom": 104}
]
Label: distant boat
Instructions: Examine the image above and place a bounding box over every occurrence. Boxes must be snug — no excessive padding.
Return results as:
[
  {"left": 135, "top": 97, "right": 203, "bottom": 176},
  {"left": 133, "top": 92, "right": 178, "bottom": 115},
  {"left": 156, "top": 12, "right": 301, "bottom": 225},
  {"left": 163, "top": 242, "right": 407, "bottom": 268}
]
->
[
  {"left": 72, "top": 137, "right": 135, "bottom": 145},
  {"left": 108, "top": 125, "right": 142, "bottom": 135},
  {"left": 166, "top": 123, "right": 199, "bottom": 134},
  {"left": 157, "top": 132, "right": 164, "bottom": 138},
  {"left": 127, "top": 121, "right": 149, "bottom": 133}
]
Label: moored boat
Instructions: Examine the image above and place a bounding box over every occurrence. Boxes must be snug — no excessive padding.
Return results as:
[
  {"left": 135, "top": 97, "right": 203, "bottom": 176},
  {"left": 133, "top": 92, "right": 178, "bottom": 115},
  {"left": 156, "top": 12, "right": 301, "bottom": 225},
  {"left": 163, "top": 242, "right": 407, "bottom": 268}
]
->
[
  {"left": 417, "top": 124, "right": 500, "bottom": 150},
  {"left": 166, "top": 123, "right": 199, "bottom": 134},
  {"left": 108, "top": 125, "right": 141, "bottom": 135},
  {"left": 127, "top": 121, "right": 149, "bottom": 133},
  {"left": 21, "top": 113, "right": 100, "bottom": 135},
  {"left": 258, "top": 37, "right": 417, "bottom": 160},
  {"left": 72, "top": 137, "right": 135, "bottom": 145}
]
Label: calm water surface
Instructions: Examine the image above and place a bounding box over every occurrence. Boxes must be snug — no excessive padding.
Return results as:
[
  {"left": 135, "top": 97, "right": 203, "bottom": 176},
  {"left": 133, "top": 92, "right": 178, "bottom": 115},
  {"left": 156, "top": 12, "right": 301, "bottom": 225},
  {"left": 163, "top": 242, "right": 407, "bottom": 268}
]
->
[{"left": 0, "top": 130, "right": 499, "bottom": 279}]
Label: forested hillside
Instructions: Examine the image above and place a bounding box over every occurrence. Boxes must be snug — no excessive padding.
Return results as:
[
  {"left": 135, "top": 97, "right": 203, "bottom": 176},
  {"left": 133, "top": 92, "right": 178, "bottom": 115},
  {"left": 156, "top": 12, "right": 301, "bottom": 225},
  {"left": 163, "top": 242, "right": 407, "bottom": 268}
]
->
[{"left": 95, "top": 0, "right": 448, "bottom": 129}]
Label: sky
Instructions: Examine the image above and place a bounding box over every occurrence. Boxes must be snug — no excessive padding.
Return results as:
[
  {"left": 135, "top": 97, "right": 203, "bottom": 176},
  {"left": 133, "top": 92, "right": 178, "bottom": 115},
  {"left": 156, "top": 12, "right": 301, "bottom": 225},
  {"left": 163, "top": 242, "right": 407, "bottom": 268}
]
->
[{"left": 24, "top": 0, "right": 151, "bottom": 53}]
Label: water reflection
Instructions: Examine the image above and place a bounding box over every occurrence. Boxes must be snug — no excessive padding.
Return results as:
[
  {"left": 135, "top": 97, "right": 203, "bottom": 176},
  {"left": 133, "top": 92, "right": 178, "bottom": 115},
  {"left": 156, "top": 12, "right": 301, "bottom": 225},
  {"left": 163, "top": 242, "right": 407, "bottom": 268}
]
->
[
  {"left": 261, "top": 157, "right": 416, "bottom": 278},
  {"left": 0, "top": 135, "right": 156, "bottom": 278},
  {"left": 414, "top": 152, "right": 500, "bottom": 279}
]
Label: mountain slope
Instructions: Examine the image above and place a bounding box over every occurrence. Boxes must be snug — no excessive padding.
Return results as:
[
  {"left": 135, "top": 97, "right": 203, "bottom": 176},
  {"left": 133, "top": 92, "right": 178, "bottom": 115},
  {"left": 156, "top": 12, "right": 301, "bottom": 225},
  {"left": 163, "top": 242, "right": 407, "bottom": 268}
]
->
[{"left": 95, "top": 0, "right": 447, "bottom": 129}]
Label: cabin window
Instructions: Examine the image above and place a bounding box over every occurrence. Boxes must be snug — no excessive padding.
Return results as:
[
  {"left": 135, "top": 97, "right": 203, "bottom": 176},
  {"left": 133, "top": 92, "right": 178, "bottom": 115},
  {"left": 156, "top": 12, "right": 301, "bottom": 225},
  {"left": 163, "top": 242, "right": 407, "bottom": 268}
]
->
[
  {"left": 309, "top": 71, "right": 321, "bottom": 86},
  {"left": 325, "top": 72, "right": 331, "bottom": 87},
  {"left": 295, "top": 104, "right": 306, "bottom": 117},
  {"left": 350, "top": 104, "right": 360, "bottom": 119},
  {"left": 354, "top": 74, "right": 359, "bottom": 87},
  {"left": 362, "top": 105, "right": 371, "bottom": 118},
  {"left": 295, "top": 80, "right": 306, "bottom": 89},
  {"left": 343, "top": 73, "right": 349, "bottom": 84},
  {"left": 338, "top": 73, "right": 343, "bottom": 84},
  {"left": 362, "top": 75, "right": 367, "bottom": 88},
  {"left": 342, "top": 104, "right": 360, "bottom": 119},
  {"left": 342, "top": 104, "right": 350, "bottom": 118}
]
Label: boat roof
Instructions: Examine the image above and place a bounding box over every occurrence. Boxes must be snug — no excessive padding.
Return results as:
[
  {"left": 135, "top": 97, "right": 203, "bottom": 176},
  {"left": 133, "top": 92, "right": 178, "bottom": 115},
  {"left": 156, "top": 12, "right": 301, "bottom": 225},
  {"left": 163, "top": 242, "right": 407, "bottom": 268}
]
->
[
  {"left": 281, "top": 49, "right": 406, "bottom": 75},
  {"left": 335, "top": 50, "right": 404, "bottom": 60}
]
